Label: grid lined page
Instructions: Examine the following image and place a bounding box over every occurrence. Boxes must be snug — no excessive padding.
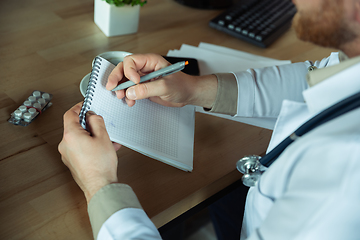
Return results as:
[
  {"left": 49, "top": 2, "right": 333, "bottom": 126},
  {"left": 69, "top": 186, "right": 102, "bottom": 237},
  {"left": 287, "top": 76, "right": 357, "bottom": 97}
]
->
[{"left": 83, "top": 57, "right": 195, "bottom": 171}]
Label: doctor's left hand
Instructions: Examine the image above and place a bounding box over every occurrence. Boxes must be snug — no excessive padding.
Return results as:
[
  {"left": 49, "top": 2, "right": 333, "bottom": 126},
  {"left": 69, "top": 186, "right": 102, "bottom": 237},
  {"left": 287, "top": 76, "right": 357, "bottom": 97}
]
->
[{"left": 58, "top": 102, "right": 121, "bottom": 203}]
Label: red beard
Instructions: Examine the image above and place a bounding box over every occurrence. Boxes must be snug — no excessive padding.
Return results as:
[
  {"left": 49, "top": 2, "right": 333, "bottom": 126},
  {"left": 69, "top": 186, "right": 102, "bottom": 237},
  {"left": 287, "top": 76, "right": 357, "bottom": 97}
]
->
[{"left": 292, "top": 0, "right": 355, "bottom": 49}]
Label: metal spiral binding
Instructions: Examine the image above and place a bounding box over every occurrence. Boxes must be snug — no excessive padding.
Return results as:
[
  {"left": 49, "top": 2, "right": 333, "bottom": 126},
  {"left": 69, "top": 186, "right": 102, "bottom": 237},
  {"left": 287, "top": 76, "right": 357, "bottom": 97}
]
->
[{"left": 79, "top": 57, "right": 103, "bottom": 129}]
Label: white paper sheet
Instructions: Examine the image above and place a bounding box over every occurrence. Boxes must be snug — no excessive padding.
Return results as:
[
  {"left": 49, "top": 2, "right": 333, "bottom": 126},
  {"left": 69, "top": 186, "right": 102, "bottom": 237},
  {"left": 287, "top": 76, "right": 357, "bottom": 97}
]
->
[{"left": 198, "top": 42, "right": 290, "bottom": 65}]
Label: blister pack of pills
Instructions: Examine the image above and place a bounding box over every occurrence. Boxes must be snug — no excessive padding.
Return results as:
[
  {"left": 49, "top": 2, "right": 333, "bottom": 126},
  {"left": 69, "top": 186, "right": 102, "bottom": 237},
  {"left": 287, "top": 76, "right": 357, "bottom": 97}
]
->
[{"left": 8, "top": 90, "right": 53, "bottom": 126}]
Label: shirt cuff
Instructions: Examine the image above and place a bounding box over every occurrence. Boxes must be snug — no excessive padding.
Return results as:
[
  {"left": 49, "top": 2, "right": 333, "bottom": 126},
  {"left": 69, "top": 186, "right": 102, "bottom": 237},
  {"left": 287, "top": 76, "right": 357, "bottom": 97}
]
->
[
  {"left": 88, "top": 183, "right": 143, "bottom": 240},
  {"left": 205, "top": 73, "right": 238, "bottom": 116}
]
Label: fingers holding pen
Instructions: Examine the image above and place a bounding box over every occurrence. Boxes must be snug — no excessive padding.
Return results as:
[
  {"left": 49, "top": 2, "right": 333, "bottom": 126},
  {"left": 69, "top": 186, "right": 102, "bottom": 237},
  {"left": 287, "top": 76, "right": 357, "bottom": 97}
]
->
[
  {"left": 106, "top": 56, "right": 144, "bottom": 99},
  {"left": 106, "top": 62, "right": 125, "bottom": 91},
  {"left": 122, "top": 55, "right": 142, "bottom": 84},
  {"left": 107, "top": 54, "right": 150, "bottom": 90},
  {"left": 121, "top": 54, "right": 170, "bottom": 83},
  {"left": 111, "top": 78, "right": 166, "bottom": 107},
  {"left": 125, "top": 79, "right": 163, "bottom": 100},
  {"left": 123, "top": 82, "right": 150, "bottom": 107},
  {"left": 106, "top": 60, "right": 136, "bottom": 100},
  {"left": 106, "top": 54, "right": 173, "bottom": 105},
  {"left": 124, "top": 73, "right": 189, "bottom": 108}
]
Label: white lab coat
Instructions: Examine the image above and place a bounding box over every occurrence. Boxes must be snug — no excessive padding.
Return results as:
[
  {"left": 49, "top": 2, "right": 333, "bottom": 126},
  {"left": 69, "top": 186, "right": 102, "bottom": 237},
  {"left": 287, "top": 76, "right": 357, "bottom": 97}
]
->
[
  {"left": 97, "top": 53, "right": 360, "bottom": 240},
  {"left": 241, "top": 56, "right": 360, "bottom": 240}
]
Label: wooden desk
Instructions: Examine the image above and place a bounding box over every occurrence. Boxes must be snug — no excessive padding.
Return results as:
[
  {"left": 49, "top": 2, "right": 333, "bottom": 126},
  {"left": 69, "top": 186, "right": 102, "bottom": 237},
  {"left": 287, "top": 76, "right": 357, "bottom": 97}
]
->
[{"left": 0, "top": 0, "right": 335, "bottom": 239}]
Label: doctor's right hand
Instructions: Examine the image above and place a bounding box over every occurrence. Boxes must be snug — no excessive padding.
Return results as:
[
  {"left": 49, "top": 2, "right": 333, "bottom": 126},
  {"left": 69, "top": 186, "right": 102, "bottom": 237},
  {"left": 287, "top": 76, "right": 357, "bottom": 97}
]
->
[{"left": 106, "top": 53, "right": 218, "bottom": 109}]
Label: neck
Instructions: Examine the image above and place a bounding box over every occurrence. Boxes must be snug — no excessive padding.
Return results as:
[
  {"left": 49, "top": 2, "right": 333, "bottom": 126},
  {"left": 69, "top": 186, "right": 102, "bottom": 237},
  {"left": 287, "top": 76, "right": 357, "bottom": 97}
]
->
[{"left": 340, "top": 38, "right": 360, "bottom": 58}]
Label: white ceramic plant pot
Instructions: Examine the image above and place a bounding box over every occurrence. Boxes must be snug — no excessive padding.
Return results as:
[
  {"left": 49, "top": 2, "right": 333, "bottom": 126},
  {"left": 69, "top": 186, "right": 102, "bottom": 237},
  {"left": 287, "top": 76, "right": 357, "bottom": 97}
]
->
[{"left": 94, "top": 0, "right": 140, "bottom": 37}]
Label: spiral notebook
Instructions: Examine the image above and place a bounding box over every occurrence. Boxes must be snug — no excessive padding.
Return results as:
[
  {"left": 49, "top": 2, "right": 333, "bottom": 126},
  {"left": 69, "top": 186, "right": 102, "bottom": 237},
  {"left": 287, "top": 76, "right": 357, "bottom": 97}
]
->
[{"left": 79, "top": 57, "right": 195, "bottom": 171}]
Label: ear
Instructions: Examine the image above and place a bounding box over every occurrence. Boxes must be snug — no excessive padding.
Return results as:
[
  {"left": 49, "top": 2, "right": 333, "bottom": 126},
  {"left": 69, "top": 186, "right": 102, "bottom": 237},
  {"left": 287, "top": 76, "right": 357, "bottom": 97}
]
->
[{"left": 356, "top": 0, "right": 360, "bottom": 23}]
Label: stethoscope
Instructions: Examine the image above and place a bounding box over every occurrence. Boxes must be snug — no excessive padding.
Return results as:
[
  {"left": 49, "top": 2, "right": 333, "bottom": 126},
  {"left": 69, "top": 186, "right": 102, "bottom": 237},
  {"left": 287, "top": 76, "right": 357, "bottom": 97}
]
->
[{"left": 236, "top": 89, "right": 360, "bottom": 187}]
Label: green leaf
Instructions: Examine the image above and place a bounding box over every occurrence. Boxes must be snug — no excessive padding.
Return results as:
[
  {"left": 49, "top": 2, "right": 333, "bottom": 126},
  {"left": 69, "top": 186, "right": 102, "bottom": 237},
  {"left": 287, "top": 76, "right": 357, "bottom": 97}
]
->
[{"left": 102, "top": 0, "right": 147, "bottom": 7}]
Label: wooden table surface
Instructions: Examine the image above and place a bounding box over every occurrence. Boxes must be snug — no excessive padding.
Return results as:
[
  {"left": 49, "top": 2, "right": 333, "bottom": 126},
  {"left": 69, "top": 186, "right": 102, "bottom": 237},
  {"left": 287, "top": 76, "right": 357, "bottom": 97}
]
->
[{"left": 0, "top": 0, "right": 335, "bottom": 239}]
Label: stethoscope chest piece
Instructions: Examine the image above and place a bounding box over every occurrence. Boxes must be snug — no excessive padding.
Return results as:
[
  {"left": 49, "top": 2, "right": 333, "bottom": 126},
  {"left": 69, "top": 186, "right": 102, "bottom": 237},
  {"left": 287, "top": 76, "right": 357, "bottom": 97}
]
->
[
  {"left": 236, "top": 155, "right": 265, "bottom": 187},
  {"left": 235, "top": 88, "right": 360, "bottom": 187}
]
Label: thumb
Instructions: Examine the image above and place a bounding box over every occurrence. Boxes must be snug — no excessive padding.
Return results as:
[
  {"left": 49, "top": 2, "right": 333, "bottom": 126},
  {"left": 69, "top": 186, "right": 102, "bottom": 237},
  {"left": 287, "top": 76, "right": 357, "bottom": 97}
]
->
[
  {"left": 126, "top": 81, "right": 165, "bottom": 100},
  {"left": 86, "top": 111, "right": 108, "bottom": 138}
]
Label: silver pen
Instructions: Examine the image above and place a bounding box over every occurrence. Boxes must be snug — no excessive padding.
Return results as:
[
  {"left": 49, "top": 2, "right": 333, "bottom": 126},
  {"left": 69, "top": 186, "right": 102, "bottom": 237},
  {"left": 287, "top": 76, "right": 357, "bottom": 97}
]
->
[{"left": 111, "top": 61, "right": 188, "bottom": 91}]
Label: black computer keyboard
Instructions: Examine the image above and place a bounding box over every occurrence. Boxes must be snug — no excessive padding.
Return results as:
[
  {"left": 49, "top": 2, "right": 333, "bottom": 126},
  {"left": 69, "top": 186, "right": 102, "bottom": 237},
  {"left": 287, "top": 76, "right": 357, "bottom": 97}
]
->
[{"left": 209, "top": 0, "right": 297, "bottom": 48}]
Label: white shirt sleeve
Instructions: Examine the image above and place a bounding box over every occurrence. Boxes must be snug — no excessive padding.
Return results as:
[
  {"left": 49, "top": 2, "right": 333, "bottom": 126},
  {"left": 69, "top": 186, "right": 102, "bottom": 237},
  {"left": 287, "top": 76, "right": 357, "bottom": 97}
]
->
[
  {"left": 233, "top": 62, "right": 310, "bottom": 118},
  {"left": 98, "top": 208, "right": 162, "bottom": 240},
  {"left": 233, "top": 52, "right": 340, "bottom": 118}
]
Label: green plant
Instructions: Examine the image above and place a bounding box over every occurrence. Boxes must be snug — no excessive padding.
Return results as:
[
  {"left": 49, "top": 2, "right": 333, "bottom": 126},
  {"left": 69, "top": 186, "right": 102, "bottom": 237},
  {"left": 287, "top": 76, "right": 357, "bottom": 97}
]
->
[{"left": 103, "top": 0, "right": 147, "bottom": 7}]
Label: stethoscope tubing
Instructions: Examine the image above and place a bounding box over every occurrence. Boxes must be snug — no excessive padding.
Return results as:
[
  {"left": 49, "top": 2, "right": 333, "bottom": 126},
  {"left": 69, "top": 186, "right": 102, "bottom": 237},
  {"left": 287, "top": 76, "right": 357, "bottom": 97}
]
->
[{"left": 260, "top": 91, "right": 360, "bottom": 167}]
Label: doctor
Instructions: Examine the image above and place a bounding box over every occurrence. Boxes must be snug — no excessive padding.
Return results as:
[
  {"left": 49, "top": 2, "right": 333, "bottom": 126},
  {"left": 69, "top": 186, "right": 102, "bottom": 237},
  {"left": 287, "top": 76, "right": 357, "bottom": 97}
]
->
[{"left": 58, "top": 0, "right": 360, "bottom": 239}]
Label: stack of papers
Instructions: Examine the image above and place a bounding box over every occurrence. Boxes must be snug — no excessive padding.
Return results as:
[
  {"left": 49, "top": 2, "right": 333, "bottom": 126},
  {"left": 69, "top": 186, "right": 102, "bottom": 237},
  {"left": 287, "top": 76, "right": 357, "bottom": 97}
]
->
[{"left": 167, "top": 43, "right": 291, "bottom": 130}]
